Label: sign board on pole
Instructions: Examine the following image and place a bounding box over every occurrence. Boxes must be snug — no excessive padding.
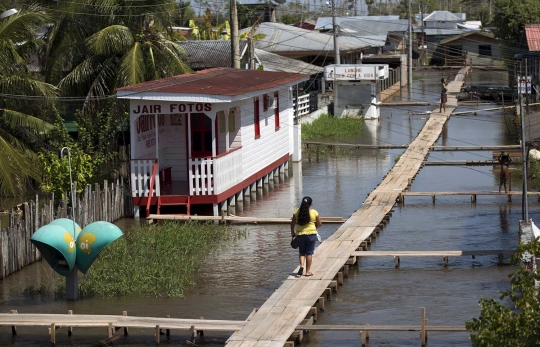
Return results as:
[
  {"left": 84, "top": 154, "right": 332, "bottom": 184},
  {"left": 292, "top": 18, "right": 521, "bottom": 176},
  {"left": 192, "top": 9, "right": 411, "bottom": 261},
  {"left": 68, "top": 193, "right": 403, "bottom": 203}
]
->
[
  {"left": 324, "top": 64, "right": 389, "bottom": 81},
  {"left": 518, "top": 76, "right": 532, "bottom": 94}
]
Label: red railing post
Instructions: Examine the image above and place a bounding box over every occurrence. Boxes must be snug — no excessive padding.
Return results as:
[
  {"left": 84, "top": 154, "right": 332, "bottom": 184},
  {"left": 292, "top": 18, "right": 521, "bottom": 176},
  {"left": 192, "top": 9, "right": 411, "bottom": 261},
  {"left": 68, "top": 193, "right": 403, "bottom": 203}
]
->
[{"left": 146, "top": 160, "right": 158, "bottom": 215}]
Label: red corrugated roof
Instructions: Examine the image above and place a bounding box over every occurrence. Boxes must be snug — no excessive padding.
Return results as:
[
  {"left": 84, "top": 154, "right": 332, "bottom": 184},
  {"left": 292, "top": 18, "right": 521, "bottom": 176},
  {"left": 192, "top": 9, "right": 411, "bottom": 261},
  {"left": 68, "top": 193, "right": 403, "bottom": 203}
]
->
[
  {"left": 116, "top": 67, "right": 309, "bottom": 97},
  {"left": 525, "top": 24, "right": 540, "bottom": 51}
]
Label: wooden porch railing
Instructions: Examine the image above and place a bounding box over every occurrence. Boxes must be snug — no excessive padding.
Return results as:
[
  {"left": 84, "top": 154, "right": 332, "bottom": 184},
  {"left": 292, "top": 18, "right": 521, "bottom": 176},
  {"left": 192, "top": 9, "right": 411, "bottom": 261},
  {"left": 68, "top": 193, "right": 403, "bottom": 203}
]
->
[
  {"left": 131, "top": 159, "right": 161, "bottom": 198},
  {"left": 145, "top": 160, "right": 159, "bottom": 213},
  {"left": 189, "top": 146, "right": 243, "bottom": 196}
]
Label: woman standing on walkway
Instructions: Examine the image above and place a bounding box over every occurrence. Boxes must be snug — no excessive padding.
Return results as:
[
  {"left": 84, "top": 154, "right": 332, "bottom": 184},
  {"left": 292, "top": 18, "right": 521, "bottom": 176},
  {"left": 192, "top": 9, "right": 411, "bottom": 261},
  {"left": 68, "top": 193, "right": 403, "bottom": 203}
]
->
[
  {"left": 291, "top": 196, "right": 322, "bottom": 277},
  {"left": 440, "top": 78, "right": 448, "bottom": 113}
]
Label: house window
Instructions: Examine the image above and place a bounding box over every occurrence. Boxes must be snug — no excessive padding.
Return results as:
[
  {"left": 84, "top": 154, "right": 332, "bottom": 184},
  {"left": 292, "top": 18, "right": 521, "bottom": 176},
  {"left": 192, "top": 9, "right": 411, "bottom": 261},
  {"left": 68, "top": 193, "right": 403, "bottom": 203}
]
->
[
  {"left": 263, "top": 93, "right": 268, "bottom": 112},
  {"left": 254, "top": 97, "right": 260, "bottom": 138},
  {"left": 479, "top": 45, "right": 492, "bottom": 56},
  {"left": 218, "top": 111, "right": 226, "bottom": 133},
  {"left": 274, "top": 91, "right": 280, "bottom": 130}
]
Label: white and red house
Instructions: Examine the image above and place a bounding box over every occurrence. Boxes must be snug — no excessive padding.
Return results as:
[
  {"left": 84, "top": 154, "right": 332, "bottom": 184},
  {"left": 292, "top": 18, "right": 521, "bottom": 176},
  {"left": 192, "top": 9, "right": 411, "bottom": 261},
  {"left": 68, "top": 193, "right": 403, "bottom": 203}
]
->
[{"left": 116, "top": 67, "right": 308, "bottom": 217}]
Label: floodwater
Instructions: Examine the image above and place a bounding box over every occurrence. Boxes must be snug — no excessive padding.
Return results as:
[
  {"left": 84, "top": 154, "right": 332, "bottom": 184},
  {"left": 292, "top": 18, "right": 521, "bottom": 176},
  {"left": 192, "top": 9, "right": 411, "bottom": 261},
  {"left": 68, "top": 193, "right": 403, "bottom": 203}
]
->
[{"left": 0, "top": 69, "right": 530, "bottom": 346}]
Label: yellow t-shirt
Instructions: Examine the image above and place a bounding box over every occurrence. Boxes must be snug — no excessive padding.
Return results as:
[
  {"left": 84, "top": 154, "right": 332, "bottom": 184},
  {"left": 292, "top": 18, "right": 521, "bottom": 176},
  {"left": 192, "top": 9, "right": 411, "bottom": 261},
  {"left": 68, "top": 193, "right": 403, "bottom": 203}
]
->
[{"left": 294, "top": 208, "right": 319, "bottom": 235}]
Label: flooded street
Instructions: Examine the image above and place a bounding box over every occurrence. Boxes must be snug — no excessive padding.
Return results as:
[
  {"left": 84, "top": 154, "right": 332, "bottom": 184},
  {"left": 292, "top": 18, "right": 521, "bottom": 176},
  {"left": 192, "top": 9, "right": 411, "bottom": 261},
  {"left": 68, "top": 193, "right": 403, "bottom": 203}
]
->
[{"left": 0, "top": 69, "right": 529, "bottom": 346}]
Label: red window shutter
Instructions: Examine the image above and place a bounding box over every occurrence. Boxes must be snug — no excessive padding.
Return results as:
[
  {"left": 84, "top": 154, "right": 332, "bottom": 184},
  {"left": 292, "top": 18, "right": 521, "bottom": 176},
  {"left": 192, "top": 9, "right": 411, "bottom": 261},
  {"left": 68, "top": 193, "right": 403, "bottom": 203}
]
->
[
  {"left": 263, "top": 94, "right": 268, "bottom": 112},
  {"left": 254, "top": 97, "right": 260, "bottom": 138},
  {"left": 274, "top": 91, "right": 280, "bottom": 130}
]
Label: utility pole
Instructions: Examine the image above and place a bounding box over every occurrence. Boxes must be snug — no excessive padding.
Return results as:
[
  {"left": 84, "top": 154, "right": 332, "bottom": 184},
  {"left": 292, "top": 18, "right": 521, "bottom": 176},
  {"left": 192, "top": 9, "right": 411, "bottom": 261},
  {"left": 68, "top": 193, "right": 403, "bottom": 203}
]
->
[
  {"left": 332, "top": 0, "right": 340, "bottom": 65},
  {"left": 420, "top": 4, "right": 425, "bottom": 66},
  {"left": 407, "top": 0, "right": 413, "bottom": 94},
  {"left": 520, "top": 62, "right": 529, "bottom": 221},
  {"left": 230, "top": 0, "right": 240, "bottom": 68}
]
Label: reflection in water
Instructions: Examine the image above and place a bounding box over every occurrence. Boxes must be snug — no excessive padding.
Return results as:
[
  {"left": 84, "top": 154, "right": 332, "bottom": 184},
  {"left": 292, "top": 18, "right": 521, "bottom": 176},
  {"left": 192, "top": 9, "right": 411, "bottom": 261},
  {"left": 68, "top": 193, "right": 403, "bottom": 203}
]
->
[{"left": 499, "top": 204, "right": 510, "bottom": 233}]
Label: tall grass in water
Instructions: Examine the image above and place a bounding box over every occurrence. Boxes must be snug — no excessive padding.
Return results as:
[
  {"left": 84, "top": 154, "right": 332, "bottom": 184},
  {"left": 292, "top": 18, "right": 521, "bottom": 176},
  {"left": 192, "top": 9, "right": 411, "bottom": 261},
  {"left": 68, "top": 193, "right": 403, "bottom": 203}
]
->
[
  {"left": 55, "top": 221, "right": 245, "bottom": 298},
  {"left": 301, "top": 114, "right": 363, "bottom": 141}
]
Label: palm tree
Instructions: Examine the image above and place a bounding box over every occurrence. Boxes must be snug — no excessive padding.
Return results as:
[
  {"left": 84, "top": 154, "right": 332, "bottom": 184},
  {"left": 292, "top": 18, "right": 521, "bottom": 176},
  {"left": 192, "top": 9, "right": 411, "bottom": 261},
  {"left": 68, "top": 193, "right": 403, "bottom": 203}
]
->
[
  {"left": 45, "top": 0, "right": 191, "bottom": 112},
  {"left": 0, "top": 3, "right": 56, "bottom": 196}
]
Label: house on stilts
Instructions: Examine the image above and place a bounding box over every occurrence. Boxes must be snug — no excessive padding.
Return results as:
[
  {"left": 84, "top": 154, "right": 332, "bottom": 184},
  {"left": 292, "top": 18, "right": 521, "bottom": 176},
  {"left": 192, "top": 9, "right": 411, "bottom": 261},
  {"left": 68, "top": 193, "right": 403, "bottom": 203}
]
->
[{"left": 116, "top": 67, "right": 308, "bottom": 217}]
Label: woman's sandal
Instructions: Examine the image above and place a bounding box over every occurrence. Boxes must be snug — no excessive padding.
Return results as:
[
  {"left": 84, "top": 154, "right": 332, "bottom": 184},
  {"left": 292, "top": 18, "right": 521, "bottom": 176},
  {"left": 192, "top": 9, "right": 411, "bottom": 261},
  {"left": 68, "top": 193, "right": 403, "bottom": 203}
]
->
[
  {"left": 298, "top": 267, "right": 304, "bottom": 276},
  {"left": 304, "top": 273, "right": 313, "bottom": 277}
]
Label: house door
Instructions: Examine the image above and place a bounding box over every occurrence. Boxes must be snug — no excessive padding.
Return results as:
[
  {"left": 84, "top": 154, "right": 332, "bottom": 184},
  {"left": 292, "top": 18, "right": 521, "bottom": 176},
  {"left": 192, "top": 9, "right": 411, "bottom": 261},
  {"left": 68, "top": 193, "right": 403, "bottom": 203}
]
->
[{"left": 190, "top": 113, "right": 213, "bottom": 157}]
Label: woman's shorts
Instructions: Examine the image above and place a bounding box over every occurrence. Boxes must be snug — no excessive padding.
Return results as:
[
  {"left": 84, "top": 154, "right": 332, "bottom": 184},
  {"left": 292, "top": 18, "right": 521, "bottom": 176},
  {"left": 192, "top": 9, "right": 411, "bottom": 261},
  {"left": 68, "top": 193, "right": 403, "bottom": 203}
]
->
[{"left": 298, "top": 234, "right": 318, "bottom": 255}]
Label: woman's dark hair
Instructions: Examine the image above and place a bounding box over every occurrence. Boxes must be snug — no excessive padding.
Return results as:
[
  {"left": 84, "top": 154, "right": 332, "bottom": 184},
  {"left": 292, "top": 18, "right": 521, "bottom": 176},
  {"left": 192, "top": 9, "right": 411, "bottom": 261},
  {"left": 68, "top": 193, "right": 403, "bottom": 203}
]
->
[
  {"left": 441, "top": 78, "right": 445, "bottom": 83},
  {"left": 297, "top": 196, "right": 313, "bottom": 226}
]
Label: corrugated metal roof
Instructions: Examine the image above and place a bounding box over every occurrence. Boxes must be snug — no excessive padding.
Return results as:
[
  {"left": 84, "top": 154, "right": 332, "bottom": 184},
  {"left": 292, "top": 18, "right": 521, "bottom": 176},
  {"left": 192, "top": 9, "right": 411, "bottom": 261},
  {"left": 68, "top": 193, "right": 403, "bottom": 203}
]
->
[
  {"left": 241, "top": 22, "right": 368, "bottom": 54},
  {"left": 414, "top": 28, "right": 469, "bottom": 36},
  {"left": 315, "top": 16, "right": 400, "bottom": 30},
  {"left": 116, "top": 68, "right": 309, "bottom": 99},
  {"left": 423, "top": 11, "right": 461, "bottom": 22},
  {"left": 177, "top": 40, "right": 248, "bottom": 70},
  {"left": 339, "top": 34, "right": 388, "bottom": 48},
  {"left": 526, "top": 24, "right": 540, "bottom": 51},
  {"left": 337, "top": 19, "right": 409, "bottom": 35},
  {"left": 439, "top": 31, "right": 494, "bottom": 45},
  {"left": 237, "top": 0, "right": 285, "bottom": 5},
  {"left": 254, "top": 49, "right": 323, "bottom": 74}
]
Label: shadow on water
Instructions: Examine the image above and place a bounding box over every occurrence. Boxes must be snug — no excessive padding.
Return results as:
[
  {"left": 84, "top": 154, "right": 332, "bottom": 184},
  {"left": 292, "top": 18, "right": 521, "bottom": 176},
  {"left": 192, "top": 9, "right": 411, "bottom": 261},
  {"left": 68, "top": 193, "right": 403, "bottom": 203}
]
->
[{"left": 0, "top": 69, "right": 524, "bottom": 346}]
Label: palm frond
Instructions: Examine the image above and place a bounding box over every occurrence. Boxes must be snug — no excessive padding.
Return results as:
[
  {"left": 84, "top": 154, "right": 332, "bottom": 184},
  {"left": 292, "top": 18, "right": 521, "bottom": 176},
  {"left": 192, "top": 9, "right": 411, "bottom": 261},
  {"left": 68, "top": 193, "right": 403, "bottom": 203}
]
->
[
  {"left": 0, "top": 134, "right": 40, "bottom": 197},
  {"left": 86, "top": 25, "right": 134, "bottom": 55},
  {"left": 152, "top": 40, "right": 192, "bottom": 76},
  {"left": 119, "top": 41, "right": 145, "bottom": 86},
  {"left": 0, "top": 4, "right": 50, "bottom": 44},
  {"left": 0, "top": 74, "right": 57, "bottom": 98},
  {"left": 0, "top": 109, "right": 55, "bottom": 138}
]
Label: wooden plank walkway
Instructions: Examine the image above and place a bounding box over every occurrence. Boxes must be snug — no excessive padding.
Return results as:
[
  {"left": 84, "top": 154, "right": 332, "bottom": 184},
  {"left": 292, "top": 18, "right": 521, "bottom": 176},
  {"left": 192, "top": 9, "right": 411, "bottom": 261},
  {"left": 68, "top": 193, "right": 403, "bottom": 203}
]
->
[
  {"left": 351, "top": 250, "right": 514, "bottom": 257},
  {"left": 226, "top": 68, "right": 471, "bottom": 347},
  {"left": 146, "top": 215, "right": 345, "bottom": 224},
  {"left": 0, "top": 313, "right": 246, "bottom": 345},
  {"left": 303, "top": 141, "right": 519, "bottom": 151}
]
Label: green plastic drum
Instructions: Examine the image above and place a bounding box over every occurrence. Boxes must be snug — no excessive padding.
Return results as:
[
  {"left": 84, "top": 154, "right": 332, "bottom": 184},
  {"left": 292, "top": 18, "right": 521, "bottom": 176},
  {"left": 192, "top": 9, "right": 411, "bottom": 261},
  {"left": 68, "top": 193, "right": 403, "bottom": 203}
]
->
[
  {"left": 76, "top": 221, "right": 123, "bottom": 274},
  {"left": 31, "top": 224, "right": 77, "bottom": 276}
]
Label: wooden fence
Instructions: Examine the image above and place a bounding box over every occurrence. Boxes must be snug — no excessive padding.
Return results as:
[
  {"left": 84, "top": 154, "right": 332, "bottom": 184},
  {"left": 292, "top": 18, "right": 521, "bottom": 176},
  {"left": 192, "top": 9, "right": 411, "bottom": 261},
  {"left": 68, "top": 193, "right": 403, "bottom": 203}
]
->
[{"left": 0, "top": 178, "right": 131, "bottom": 280}]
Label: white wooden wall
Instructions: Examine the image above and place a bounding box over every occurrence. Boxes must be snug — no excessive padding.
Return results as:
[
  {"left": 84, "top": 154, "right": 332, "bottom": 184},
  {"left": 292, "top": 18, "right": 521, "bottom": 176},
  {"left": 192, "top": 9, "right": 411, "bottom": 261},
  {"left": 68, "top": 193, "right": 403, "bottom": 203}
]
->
[{"left": 240, "top": 88, "right": 292, "bottom": 180}]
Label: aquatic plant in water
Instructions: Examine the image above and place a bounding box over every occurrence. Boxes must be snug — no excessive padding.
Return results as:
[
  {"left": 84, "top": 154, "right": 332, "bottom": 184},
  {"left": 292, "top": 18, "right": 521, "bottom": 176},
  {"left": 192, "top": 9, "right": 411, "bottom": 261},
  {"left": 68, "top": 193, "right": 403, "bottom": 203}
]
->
[
  {"left": 55, "top": 221, "right": 245, "bottom": 298},
  {"left": 301, "top": 114, "right": 363, "bottom": 141}
]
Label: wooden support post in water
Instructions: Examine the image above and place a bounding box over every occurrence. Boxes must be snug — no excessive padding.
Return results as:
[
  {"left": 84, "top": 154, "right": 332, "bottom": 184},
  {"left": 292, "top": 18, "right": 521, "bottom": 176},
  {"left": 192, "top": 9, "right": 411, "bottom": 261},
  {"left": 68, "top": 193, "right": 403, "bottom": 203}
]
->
[
  {"left": 318, "top": 297, "right": 325, "bottom": 311},
  {"left": 343, "top": 265, "right": 349, "bottom": 277},
  {"left": 309, "top": 307, "right": 318, "bottom": 322},
  {"left": 498, "top": 253, "right": 504, "bottom": 264},
  {"left": 337, "top": 272, "right": 344, "bottom": 285},
  {"left": 360, "top": 330, "right": 367, "bottom": 346},
  {"left": 190, "top": 325, "right": 196, "bottom": 343},
  {"left": 155, "top": 325, "right": 160, "bottom": 344},
  {"left": 421, "top": 307, "right": 427, "bottom": 346},
  {"left": 394, "top": 256, "right": 400, "bottom": 268},
  {"left": 166, "top": 315, "right": 171, "bottom": 340},
  {"left": 108, "top": 323, "right": 113, "bottom": 338},
  {"left": 443, "top": 256, "right": 449, "bottom": 267},
  {"left": 50, "top": 323, "right": 56, "bottom": 346},
  {"left": 68, "top": 310, "right": 73, "bottom": 336},
  {"left": 10, "top": 310, "right": 17, "bottom": 336},
  {"left": 123, "top": 311, "right": 129, "bottom": 336},
  {"left": 432, "top": 195, "right": 435, "bottom": 203}
]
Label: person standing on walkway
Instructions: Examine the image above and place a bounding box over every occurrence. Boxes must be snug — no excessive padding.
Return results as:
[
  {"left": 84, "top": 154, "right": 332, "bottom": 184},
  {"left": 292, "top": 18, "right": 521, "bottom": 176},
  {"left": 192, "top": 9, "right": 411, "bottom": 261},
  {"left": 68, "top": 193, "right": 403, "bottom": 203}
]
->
[
  {"left": 498, "top": 152, "right": 512, "bottom": 193},
  {"left": 291, "top": 196, "right": 322, "bottom": 277},
  {"left": 440, "top": 78, "right": 448, "bottom": 113}
]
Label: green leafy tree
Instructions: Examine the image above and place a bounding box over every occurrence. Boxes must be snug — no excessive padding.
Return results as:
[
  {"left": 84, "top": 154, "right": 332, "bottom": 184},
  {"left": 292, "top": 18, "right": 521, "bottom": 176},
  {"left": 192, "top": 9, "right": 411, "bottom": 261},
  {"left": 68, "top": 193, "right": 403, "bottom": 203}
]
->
[
  {"left": 43, "top": 0, "right": 191, "bottom": 114},
  {"left": 0, "top": 3, "right": 57, "bottom": 196},
  {"left": 492, "top": 0, "right": 540, "bottom": 45},
  {"left": 466, "top": 239, "right": 540, "bottom": 346},
  {"left": 173, "top": 0, "right": 195, "bottom": 27},
  {"left": 280, "top": 13, "right": 301, "bottom": 25}
]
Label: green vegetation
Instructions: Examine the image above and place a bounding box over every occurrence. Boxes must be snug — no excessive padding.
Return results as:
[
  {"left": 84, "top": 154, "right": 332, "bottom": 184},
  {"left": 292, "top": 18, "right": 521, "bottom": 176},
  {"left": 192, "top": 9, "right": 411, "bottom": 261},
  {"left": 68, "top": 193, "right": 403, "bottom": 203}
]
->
[
  {"left": 466, "top": 239, "right": 540, "bottom": 346},
  {"left": 55, "top": 222, "right": 245, "bottom": 298},
  {"left": 301, "top": 114, "right": 363, "bottom": 141},
  {"left": 492, "top": 0, "right": 540, "bottom": 44}
]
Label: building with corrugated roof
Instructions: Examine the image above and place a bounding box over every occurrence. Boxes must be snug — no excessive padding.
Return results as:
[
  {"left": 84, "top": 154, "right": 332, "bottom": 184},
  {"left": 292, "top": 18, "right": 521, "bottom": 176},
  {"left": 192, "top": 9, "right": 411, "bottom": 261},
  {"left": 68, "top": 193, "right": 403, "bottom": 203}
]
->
[{"left": 116, "top": 67, "right": 309, "bottom": 217}]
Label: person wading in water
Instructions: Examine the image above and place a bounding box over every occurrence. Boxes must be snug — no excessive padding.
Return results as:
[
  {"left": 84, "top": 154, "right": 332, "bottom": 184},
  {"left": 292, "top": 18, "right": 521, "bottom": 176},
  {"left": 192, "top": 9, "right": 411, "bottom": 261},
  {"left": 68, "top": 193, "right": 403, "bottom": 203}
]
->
[
  {"left": 498, "top": 152, "right": 512, "bottom": 193},
  {"left": 291, "top": 197, "right": 322, "bottom": 277}
]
